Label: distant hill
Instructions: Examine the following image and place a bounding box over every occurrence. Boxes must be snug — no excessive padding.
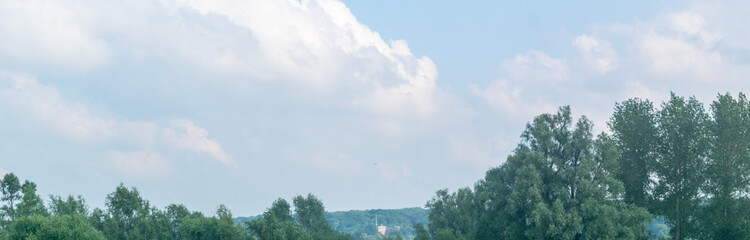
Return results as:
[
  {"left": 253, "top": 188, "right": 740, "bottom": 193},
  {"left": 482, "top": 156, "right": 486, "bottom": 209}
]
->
[{"left": 236, "top": 207, "right": 429, "bottom": 239}]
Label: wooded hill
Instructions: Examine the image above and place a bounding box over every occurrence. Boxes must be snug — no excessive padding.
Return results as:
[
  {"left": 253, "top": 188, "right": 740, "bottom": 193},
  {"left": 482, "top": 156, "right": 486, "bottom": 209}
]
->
[{"left": 236, "top": 207, "right": 428, "bottom": 239}]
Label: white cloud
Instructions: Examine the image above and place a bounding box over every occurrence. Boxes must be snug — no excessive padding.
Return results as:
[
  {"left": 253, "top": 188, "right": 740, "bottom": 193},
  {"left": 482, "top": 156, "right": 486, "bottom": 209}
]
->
[
  {"left": 475, "top": 2, "right": 750, "bottom": 131},
  {"left": 109, "top": 151, "right": 171, "bottom": 176},
  {"left": 0, "top": 168, "right": 9, "bottom": 177},
  {"left": 638, "top": 33, "right": 722, "bottom": 79},
  {"left": 162, "top": 0, "right": 439, "bottom": 118},
  {"left": 622, "top": 81, "right": 666, "bottom": 104},
  {"left": 0, "top": 72, "right": 115, "bottom": 141},
  {"left": 471, "top": 51, "right": 562, "bottom": 120},
  {"left": 162, "top": 119, "right": 233, "bottom": 165},
  {"left": 0, "top": 0, "right": 110, "bottom": 70},
  {"left": 573, "top": 34, "right": 618, "bottom": 75},
  {"left": 0, "top": 0, "right": 446, "bottom": 141},
  {"left": 311, "top": 151, "right": 362, "bottom": 177},
  {"left": 636, "top": 11, "right": 723, "bottom": 80},
  {"left": 471, "top": 80, "right": 555, "bottom": 120},
  {"left": 503, "top": 51, "right": 569, "bottom": 83},
  {"left": 0, "top": 72, "right": 232, "bottom": 166}
]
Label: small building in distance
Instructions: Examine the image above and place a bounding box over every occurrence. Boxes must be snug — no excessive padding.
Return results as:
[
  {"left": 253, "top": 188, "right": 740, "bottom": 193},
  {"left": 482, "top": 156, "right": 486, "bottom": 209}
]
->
[
  {"left": 375, "top": 214, "right": 402, "bottom": 236},
  {"left": 377, "top": 225, "right": 387, "bottom": 235}
]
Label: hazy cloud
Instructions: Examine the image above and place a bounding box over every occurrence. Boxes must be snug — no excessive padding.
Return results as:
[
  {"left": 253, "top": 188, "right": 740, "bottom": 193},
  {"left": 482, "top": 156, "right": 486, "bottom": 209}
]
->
[
  {"left": 0, "top": 72, "right": 232, "bottom": 168},
  {"left": 0, "top": 0, "right": 110, "bottom": 70},
  {"left": 0, "top": 72, "right": 114, "bottom": 141},
  {"left": 573, "top": 34, "right": 618, "bottom": 75}
]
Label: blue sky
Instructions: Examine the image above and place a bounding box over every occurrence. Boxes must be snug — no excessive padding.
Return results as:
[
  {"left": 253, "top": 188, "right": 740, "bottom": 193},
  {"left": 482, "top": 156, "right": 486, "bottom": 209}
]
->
[{"left": 1, "top": 0, "right": 748, "bottom": 216}]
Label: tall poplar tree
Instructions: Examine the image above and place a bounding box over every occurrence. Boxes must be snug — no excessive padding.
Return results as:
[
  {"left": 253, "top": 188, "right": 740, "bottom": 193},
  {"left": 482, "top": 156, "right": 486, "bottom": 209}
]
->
[
  {"left": 428, "top": 107, "right": 650, "bottom": 239},
  {"left": 609, "top": 98, "right": 657, "bottom": 209},
  {"left": 1, "top": 173, "right": 22, "bottom": 222},
  {"left": 702, "top": 93, "right": 750, "bottom": 239},
  {"left": 654, "top": 93, "right": 710, "bottom": 240}
]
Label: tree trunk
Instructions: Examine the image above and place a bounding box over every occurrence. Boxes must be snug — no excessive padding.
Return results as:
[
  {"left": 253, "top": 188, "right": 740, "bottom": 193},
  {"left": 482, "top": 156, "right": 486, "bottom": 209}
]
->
[{"left": 676, "top": 198, "right": 680, "bottom": 240}]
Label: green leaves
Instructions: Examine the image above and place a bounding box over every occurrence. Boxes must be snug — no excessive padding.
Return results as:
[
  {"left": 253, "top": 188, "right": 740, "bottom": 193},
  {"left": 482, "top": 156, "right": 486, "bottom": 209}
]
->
[
  {"left": 609, "top": 98, "right": 657, "bottom": 208},
  {"left": 653, "top": 93, "right": 711, "bottom": 239},
  {"left": 1, "top": 172, "right": 22, "bottom": 221},
  {"left": 426, "top": 106, "right": 651, "bottom": 239},
  {"left": 247, "top": 194, "right": 352, "bottom": 240},
  {"left": 16, "top": 181, "right": 48, "bottom": 218},
  {"left": 700, "top": 93, "right": 750, "bottom": 239},
  {"left": 3, "top": 214, "right": 106, "bottom": 240}
]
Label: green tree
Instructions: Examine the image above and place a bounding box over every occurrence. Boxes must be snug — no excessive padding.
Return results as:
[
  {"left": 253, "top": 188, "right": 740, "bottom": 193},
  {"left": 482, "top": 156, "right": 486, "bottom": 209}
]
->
[
  {"left": 102, "top": 183, "right": 149, "bottom": 239},
  {"left": 216, "top": 204, "right": 245, "bottom": 240},
  {"left": 701, "top": 93, "right": 750, "bottom": 239},
  {"left": 1, "top": 173, "right": 22, "bottom": 222},
  {"left": 288, "top": 194, "right": 352, "bottom": 239},
  {"left": 654, "top": 93, "right": 710, "bottom": 240},
  {"left": 609, "top": 98, "right": 658, "bottom": 209},
  {"left": 96, "top": 183, "right": 176, "bottom": 240},
  {"left": 247, "top": 210, "right": 312, "bottom": 240},
  {"left": 294, "top": 194, "right": 333, "bottom": 234},
  {"left": 425, "top": 188, "right": 476, "bottom": 239},
  {"left": 430, "top": 106, "right": 651, "bottom": 239},
  {"left": 177, "top": 215, "right": 221, "bottom": 240},
  {"left": 413, "top": 223, "right": 431, "bottom": 240},
  {"left": 166, "top": 204, "right": 191, "bottom": 239},
  {"left": 49, "top": 195, "right": 88, "bottom": 216},
  {"left": 2, "top": 214, "right": 106, "bottom": 240},
  {"left": 270, "top": 198, "right": 293, "bottom": 223},
  {"left": 16, "top": 180, "right": 48, "bottom": 217}
]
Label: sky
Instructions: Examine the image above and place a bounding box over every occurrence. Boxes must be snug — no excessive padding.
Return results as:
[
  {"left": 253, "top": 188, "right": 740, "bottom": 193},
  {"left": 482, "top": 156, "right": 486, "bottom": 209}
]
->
[{"left": 1, "top": 0, "right": 749, "bottom": 217}]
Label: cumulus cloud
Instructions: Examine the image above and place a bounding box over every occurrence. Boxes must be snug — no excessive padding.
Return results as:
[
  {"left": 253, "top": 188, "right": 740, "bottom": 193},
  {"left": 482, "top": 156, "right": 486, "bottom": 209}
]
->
[
  {"left": 159, "top": 0, "right": 439, "bottom": 119},
  {"left": 109, "top": 151, "right": 171, "bottom": 176},
  {"left": 472, "top": 1, "right": 750, "bottom": 134},
  {"left": 0, "top": 0, "right": 447, "bottom": 142}
]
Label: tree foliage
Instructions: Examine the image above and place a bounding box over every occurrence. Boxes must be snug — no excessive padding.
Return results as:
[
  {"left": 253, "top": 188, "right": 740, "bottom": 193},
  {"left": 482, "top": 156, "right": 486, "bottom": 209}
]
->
[
  {"left": 1, "top": 173, "right": 22, "bottom": 222},
  {"left": 609, "top": 98, "right": 658, "bottom": 209},
  {"left": 426, "top": 107, "right": 652, "bottom": 239},
  {"left": 700, "top": 93, "right": 750, "bottom": 239},
  {"left": 16, "top": 180, "right": 48, "bottom": 218},
  {"left": 653, "top": 93, "right": 711, "bottom": 240},
  {"left": 247, "top": 194, "right": 353, "bottom": 240}
]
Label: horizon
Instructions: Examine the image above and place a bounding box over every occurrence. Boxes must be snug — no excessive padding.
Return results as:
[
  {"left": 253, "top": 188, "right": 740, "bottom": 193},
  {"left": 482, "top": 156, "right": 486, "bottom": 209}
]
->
[{"left": 2, "top": 0, "right": 749, "bottom": 218}]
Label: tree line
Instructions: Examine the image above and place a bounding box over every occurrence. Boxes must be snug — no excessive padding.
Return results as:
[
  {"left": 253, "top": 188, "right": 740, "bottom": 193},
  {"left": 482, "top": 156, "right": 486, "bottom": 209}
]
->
[
  {"left": 0, "top": 173, "right": 357, "bottom": 239},
  {"left": 415, "top": 92, "right": 750, "bottom": 240},
  {"left": 2, "top": 92, "right": 748, "bottom": 239}
]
